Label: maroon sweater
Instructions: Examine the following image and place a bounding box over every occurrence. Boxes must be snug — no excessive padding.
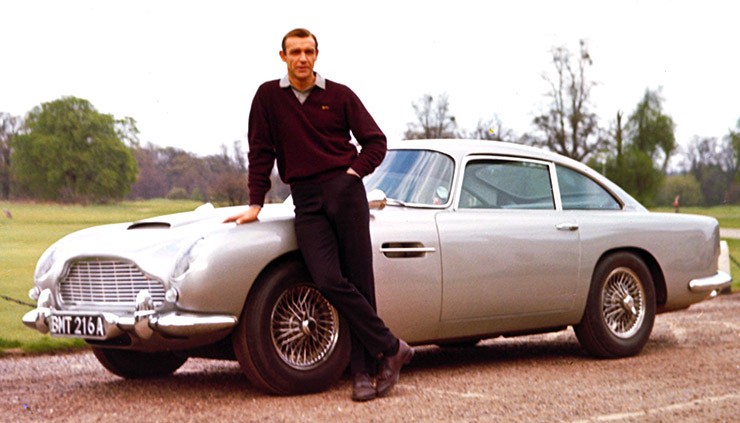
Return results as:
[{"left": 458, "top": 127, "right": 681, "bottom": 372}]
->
[{"left": 247, "top": 79, "right": 387, "bottom": 206}]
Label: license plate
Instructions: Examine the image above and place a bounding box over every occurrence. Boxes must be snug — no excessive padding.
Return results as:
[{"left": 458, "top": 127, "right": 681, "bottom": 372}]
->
[{"left": 49, "top": 313, "right": 107, "bottom": 339}]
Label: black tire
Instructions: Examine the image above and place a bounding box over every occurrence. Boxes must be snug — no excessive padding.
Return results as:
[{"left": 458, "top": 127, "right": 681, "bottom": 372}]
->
[
  {"left": 575, "top": 252, "right": 656, "bottom": 358},
  {"left": 232, "top": 260, "right": 351, "bottom": 395},
  {"left": 91, "top": 347, "right": 187, "bottom": 378}
]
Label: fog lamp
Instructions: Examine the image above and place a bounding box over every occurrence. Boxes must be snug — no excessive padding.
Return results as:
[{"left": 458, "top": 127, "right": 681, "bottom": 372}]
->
[{"left": 165, "top": 287, "right": 179, "bottom": 303}]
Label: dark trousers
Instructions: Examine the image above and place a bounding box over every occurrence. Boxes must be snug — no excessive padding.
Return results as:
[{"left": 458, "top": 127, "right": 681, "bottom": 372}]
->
[{"left": 291, "top": 173, "right": 398, "bottom": 375}]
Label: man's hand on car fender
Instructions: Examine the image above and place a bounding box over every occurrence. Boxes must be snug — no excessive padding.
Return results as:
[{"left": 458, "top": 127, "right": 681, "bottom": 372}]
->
[{"left": 223, "top": 206, "right": 261, "bottom": 224}]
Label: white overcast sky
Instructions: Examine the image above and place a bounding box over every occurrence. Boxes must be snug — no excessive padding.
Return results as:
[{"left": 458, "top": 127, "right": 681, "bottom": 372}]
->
[{"left": 2, "top": 0, "right": 738, "bottom": 161}]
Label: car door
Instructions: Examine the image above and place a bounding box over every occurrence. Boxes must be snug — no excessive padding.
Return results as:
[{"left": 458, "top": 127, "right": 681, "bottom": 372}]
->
[
  {"left": 436, "top": 156, "right": 581, "bottom": 321},
  {"left": 371, "top": 208, "right": 444, "bottom": 342}
]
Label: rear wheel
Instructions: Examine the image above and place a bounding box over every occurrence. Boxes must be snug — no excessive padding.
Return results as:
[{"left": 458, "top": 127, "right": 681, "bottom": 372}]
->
[
  {"left": 575, "top": 252, "right": 656, "bottom": 358},
  {"left": 91, "top": 347, "right": 187, "bottom": 378},
  {"left": 232, "top": 260, "right": 351, "bottom": 394}
]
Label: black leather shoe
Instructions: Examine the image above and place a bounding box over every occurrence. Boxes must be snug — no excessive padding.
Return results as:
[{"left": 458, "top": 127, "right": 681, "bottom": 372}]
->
[
  {"left": 376, "top": 340, "right": 414, "bottom": 396},
  {"left": 352, "top": 372, "right": 376, "bottom": 402}
]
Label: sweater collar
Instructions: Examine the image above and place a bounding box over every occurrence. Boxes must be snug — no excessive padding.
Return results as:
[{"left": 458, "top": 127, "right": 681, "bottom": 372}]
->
[{"left": 280, "top": 72, "right": 326, "bottom": 91}]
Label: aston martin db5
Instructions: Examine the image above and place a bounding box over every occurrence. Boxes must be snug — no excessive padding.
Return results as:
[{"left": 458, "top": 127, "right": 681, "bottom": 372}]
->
[{"left": 23, "top": 139, "right": 731, "bottom": 394}]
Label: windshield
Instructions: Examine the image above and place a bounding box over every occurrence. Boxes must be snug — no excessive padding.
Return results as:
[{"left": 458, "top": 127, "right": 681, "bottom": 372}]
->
[{"left": 364, "top": 149, "right": 454, "bottom": 206}]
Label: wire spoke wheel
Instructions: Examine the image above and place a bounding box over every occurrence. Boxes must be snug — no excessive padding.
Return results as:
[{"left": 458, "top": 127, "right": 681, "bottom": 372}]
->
[
  {"left": 575, "top": 252, "right": 655, "bottom": 358},
  {"left": 271, "top": 285, "right": 340, "bottom": 370},
  {"left": 601, "top": 266, "right": 646, "bottom": 339}
]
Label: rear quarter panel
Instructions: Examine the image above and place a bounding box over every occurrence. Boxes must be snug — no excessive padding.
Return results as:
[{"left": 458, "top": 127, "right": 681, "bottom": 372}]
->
[{"left": 573, "top": 211, "right": 719, "bottom": 314}]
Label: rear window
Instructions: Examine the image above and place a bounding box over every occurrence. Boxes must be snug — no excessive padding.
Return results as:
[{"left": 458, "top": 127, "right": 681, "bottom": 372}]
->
[{"left": 556, "top": 166, "right": 621, "bottom": 210}]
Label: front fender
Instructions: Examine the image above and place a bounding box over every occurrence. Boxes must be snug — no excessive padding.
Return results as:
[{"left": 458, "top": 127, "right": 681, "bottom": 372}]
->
[{"left": 173, "top": 218, "right": 299, "bottom": 316}]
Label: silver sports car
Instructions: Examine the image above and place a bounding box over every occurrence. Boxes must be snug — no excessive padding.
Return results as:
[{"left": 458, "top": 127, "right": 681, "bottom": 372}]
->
[{"left": 23, "top": 139, "right": 731, "bottom": 394}]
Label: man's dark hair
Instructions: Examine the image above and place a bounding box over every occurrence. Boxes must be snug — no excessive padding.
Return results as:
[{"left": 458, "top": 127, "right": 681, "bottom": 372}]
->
[{"left": 282, "top": 28, "right": 318, "bottom": 53}]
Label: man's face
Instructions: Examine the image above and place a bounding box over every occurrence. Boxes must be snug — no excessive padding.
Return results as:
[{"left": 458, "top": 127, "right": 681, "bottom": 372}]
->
[{"left": 280, "top": 36, "right": 318, "bottom": 85}]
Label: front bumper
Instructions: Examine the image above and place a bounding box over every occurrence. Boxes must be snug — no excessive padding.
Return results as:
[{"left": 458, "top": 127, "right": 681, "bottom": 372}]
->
[
  {"left": 22, "top": 288, "right": 237, "bottom": 341},
  {"left": 688, "top": 271, "right": 732, "bottom": 293}
]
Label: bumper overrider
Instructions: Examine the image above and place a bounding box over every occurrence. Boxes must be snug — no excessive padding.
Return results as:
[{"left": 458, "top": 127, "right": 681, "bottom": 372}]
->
[
  {"left": 22, "top": 288, "right": 237, "bottom": 341},
  {"left": 688, "top": 271, "right": 732, "bottom": 293}
]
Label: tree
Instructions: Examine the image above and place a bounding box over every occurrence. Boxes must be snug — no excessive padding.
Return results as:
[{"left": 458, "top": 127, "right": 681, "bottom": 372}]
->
[
  {"left": 11, "top": 97, "right": 138, "bottom": 203},
  {"left": 626, "top": 89, "right": 676, "bottom": 172},
  {"left": 404, "top": 93, "right": 458, "bottom": 139},
  {"left": 594, "top": 89, "right": 676, "bottom": 205},
  {"left": 129, "top": 143, "right": 169, "bottom": 199},
  {"left": 526, "top": 40, "right": 605, "bottom": 161},
  {"left": 613, "top": 111, "right": 625, "bottom": 166},
  {"left": 212, "top": 172, "right": 249, "bottom": 206},
  {"left": 127, "top": 140, "right": 259, "bottom": 203},
  {"left": 728, "top": 117, "right": 740, "bottom": 182},
  {"left": 685, "top": 136, "right": 737, "bottom": 205},
  {"left": 657, "top": 174, "right": 704, "bottom": 207},
  {"left": 468, "top": 115, "right": 517, "bottom": 142},
  {"left": 0, "top": 113, "right": 21, "bottom": 199},
  {"left": 598, "top": 148, "right": 663, "bottom": 207},
  {"left": 590, "top": 107, "right": 664, "bottom": 206}
]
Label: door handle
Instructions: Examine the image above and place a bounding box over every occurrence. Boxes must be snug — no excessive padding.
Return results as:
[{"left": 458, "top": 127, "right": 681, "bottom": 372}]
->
[
  {"left": 380, "top": 242, "right": 436, "bottom": 258},
  {"left": 556, "top": 223, "right": 579, "bottom": 232}
]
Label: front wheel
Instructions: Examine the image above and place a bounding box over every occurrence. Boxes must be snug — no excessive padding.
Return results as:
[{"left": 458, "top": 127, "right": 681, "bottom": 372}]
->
[
  {"left": 575, "top": 252, "right": 656, "bottom": 358},
  {"left": 91, "top": 347, "right": 187, "bottom": 378},
  {"left": 232, "top": 260, "right": 350, "bottom": 394}
]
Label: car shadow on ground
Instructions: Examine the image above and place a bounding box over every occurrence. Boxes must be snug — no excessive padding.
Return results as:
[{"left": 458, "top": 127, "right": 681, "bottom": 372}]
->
[{"left": 87, "top": 326, "right": 685, "bottom": 400}]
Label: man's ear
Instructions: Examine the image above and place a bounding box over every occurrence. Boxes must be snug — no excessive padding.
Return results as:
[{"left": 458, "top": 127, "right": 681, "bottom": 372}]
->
[{"left": 279, "top": 50, "right": 287, "bottom": 63}]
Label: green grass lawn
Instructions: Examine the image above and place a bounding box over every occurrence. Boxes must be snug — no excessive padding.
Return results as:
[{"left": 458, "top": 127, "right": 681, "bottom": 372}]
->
[
  {"left": 725, "top": 239, "right": 740, "bottom": 290},
  {"left": 651, "top": 205, "right": 740, "bottom": 229},
  {"left": 0, "top": 199, "right": 202, "bottom": 355}
]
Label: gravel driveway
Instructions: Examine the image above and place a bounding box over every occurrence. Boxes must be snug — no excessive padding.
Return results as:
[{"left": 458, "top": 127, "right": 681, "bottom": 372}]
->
[{"left": 2, "top": 293, "right": 739, "bottom": 423}]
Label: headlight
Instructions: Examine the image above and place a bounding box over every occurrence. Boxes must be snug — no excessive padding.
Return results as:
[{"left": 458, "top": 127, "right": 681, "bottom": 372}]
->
[
  {"left": 171, "top": 237, "right": 205, "bottom": 280},
  {"left": 34, "top": 245, "right": 58, "bottom": 281}
]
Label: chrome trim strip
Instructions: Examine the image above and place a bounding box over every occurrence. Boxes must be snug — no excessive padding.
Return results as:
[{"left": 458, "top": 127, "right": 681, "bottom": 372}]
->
[{"left": 688, "top": 271, "right": 732, "bottom": 292}]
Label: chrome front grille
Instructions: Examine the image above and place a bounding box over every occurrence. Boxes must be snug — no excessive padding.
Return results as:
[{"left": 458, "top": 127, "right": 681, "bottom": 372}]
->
[{"left": 59, "top": 259, "right": 165, "bottom": 306}]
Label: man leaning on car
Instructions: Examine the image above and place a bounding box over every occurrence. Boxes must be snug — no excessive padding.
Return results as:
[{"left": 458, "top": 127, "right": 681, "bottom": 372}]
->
[{"left": 224, "top": 28, "right": 413, "bottom": 402}]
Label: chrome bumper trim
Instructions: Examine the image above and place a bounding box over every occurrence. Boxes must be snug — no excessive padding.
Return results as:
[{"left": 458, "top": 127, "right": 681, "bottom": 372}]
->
[
  {"left": 688, "top": 271, "right": 732, "bottom": 293},
  {"left": 151, "top": 314, "right": 239, "bottom": 337},
  {"left": 22, "top": 290, "right": 238, "bottom": 340}
]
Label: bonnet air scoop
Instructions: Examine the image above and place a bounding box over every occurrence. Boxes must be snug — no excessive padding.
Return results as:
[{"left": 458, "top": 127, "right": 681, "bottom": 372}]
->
[
  {"left": 127, "top": 222, "right": 171, "bottom": 230},
  {"left": 126, "top": 203, "right": 218, "bottom": 230}
]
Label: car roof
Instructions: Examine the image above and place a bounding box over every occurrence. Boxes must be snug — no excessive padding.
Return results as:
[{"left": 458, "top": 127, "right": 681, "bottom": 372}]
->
[{"left": 388, "top": 139, "right": 587, "bottom": 170}]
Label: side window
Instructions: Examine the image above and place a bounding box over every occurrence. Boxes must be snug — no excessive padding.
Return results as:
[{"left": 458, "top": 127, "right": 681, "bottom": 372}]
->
[
  {"left": 460, "top": 160, "right": 554, "bottom": 210},
  {"left": 556, "top": 165, "right": 621, "bottom": 210}
]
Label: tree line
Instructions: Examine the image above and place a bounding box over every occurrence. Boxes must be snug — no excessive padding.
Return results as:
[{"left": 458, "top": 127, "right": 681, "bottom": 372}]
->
[
  {"left": 0, "top": 97, "right": 288, "bottom": 205},
  {"left": 2, "top": 41, "right": 738, "bottom": 207},
  {"left": 404, "top": 41, "right": 740, "bottom": 207}
]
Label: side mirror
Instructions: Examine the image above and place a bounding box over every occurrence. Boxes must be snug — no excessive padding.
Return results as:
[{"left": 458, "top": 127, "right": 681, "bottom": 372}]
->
[{"left": 367, "top": 189, "right": 387, "bottom": 210}]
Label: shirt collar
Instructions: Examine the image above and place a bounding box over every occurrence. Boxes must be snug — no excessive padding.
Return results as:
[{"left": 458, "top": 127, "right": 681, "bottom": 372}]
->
[{"left": 280, "top": 72, "right": 326, "bottom": 91}]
